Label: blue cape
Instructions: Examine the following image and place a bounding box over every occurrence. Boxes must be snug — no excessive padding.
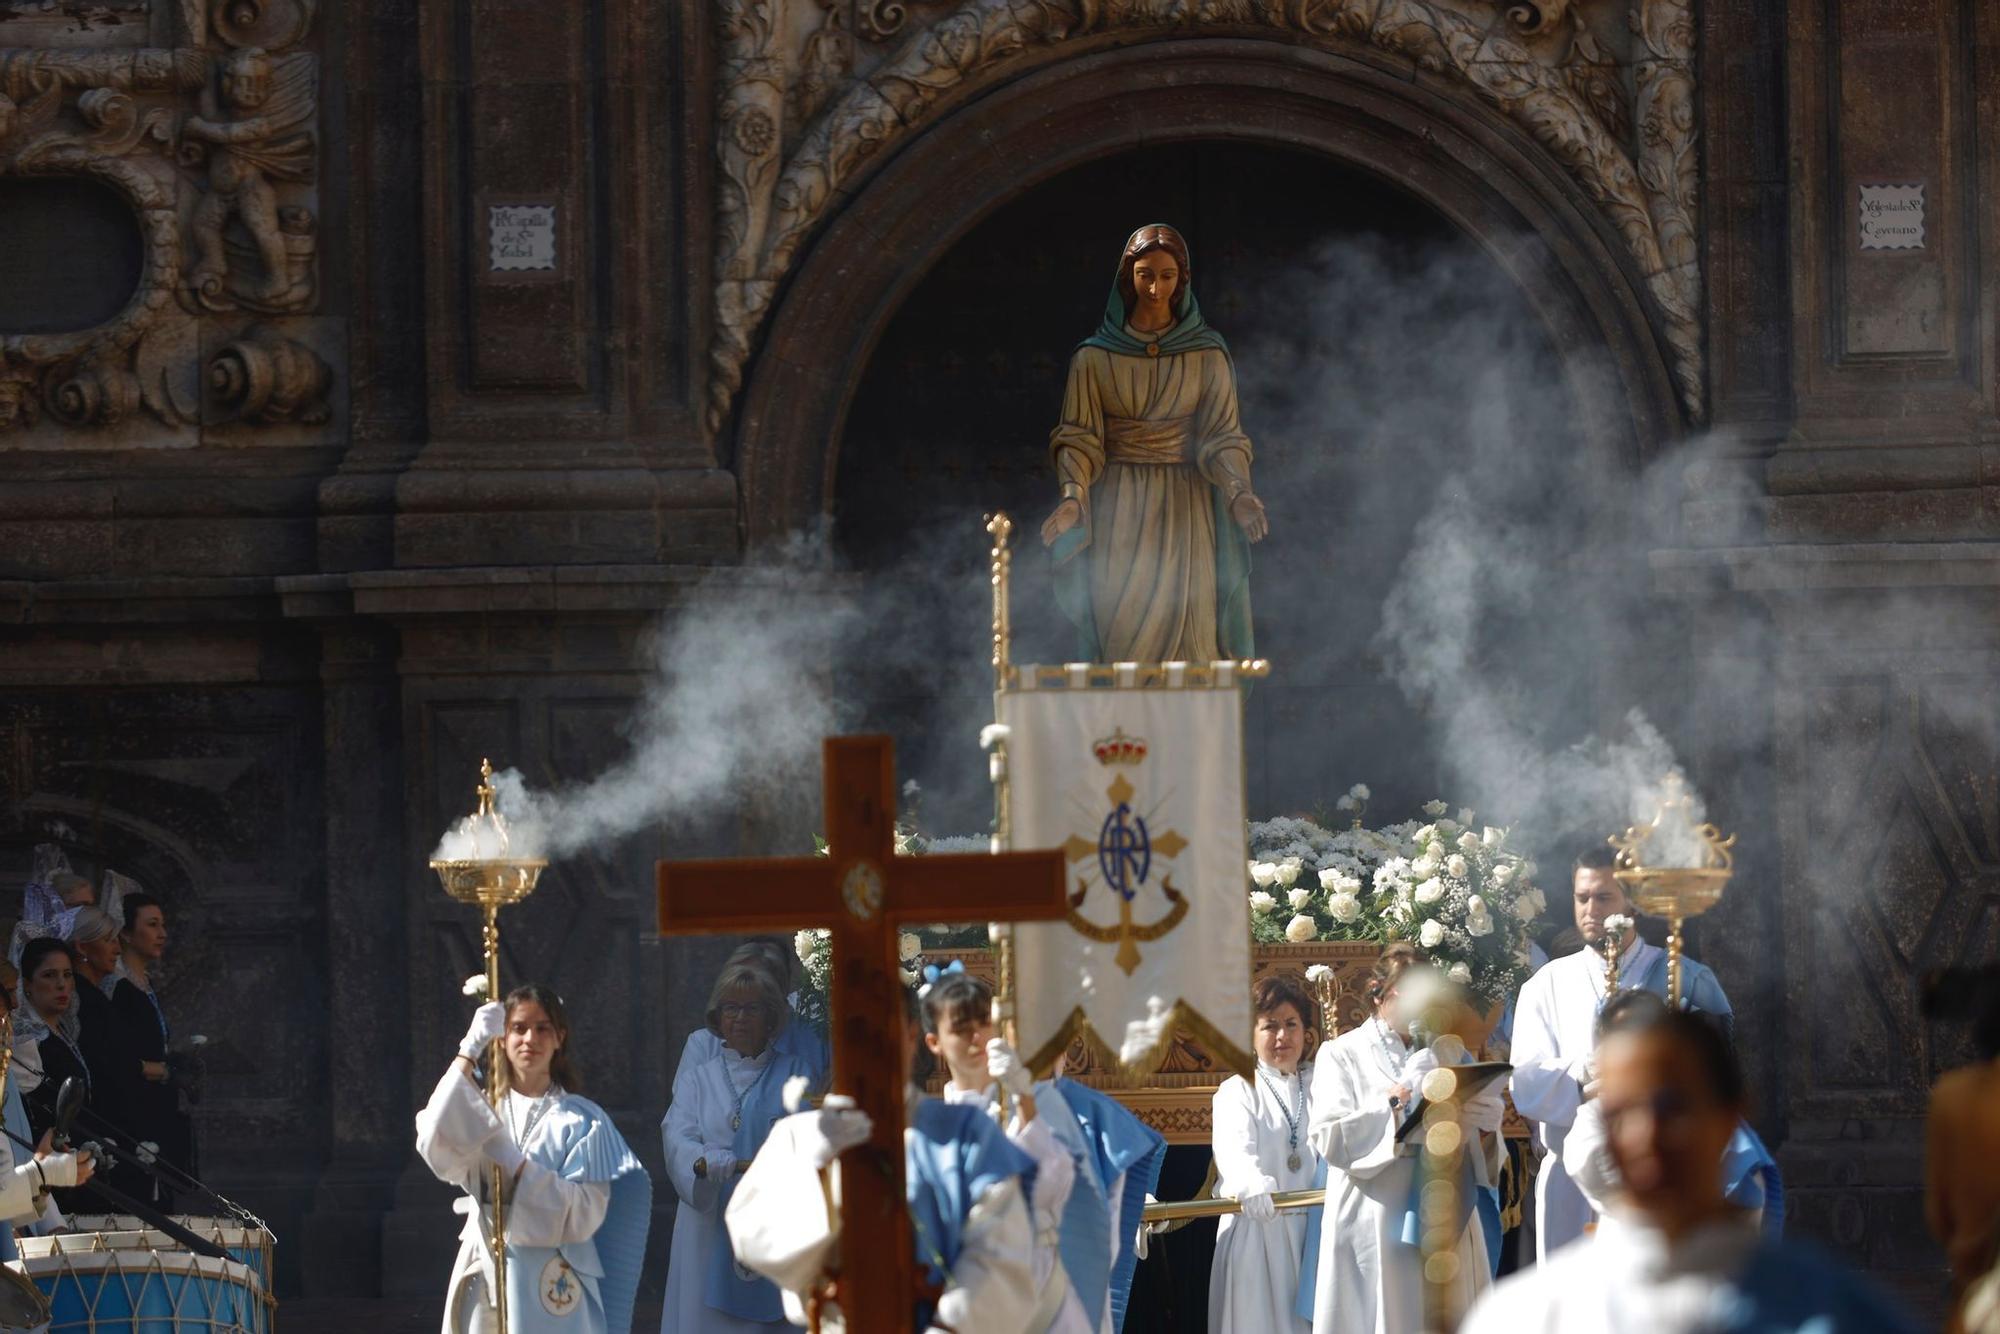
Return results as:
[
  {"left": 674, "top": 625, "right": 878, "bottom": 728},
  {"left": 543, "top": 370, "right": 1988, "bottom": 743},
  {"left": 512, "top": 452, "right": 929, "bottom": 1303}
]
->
[
  {"left": 545, "top": 1094, "right": 651, "bottom": 1334},
  {"left": 1723, "top": 1121, "right": 1785, "bottom": 1239},
  {"left": 705, "top": 1045, "right": 826, "bottom": 1320},
  {"left": 1035, "top": 1079, "right": 1166, "bottom": 1331},
  {"left": 908, "top": 1099, "right": 1038, "bottom": 1328},
  {"left": 1723, "top": 1237, "right": 1919, "bottom": 1333}
]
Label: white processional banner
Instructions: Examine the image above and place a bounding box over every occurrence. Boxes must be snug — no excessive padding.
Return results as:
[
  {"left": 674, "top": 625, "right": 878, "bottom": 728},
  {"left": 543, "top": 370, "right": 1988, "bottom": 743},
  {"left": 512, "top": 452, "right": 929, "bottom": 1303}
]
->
[{"left": 1001, "top": 670, "right": 1253, "bottom": 1080}]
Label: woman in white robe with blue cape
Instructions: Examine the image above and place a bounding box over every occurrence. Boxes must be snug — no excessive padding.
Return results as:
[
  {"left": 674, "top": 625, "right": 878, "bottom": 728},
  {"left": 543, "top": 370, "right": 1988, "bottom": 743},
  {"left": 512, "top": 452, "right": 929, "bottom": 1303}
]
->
[
  {"left": 660, "top": 956, "right": 826, "bottom": 1332},
  {"left": 918, "top": 967, "right": 1167, "bottom": 1333},
  {"left": 726, "top": 1090, "right": 1042, "bottom": 1334},
  {"left": 416, "top": 983, "right": 651, "bottom": 1334}
]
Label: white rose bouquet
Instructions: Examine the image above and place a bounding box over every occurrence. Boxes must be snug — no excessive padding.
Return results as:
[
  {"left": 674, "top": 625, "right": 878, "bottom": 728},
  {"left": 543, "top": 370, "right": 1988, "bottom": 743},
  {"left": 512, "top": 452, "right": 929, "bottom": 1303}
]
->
[
  {"left": 1243, "top": 806, "right": 1422, "bottom": 945},
  {"left": 1372, "top": 804, "right": 1543, "bottom": 1008}
]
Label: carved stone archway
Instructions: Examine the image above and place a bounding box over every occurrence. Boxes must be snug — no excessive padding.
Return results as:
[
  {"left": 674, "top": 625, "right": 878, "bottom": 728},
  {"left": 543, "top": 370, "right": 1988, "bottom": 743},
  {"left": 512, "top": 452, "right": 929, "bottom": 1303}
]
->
[{"left": 734, "top": 38, "right": 1687, "bottom": 541}]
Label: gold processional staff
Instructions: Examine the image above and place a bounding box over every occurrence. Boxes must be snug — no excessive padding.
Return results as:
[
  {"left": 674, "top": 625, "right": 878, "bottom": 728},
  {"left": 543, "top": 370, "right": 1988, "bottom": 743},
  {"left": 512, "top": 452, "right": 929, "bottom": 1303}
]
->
[{"left": 431, "top": 760, "right": 547, "bottom": 1334}]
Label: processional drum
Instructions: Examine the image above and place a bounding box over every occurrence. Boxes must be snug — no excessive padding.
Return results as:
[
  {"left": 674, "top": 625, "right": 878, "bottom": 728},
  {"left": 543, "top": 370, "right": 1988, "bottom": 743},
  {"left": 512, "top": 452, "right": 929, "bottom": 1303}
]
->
[
  {"left": 15, "top": 1235, "right": 272, "bottom": 1333},
  {"left": 60, "top": 1218, "right": 275, "bottom": 1296}
]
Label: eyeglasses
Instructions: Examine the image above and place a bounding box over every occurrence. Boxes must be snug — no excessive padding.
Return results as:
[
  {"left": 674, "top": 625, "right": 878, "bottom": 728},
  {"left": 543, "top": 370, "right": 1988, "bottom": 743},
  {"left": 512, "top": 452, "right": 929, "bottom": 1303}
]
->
[{"left": 718, "top": 1003, "right": 762, "bottom": 1020}]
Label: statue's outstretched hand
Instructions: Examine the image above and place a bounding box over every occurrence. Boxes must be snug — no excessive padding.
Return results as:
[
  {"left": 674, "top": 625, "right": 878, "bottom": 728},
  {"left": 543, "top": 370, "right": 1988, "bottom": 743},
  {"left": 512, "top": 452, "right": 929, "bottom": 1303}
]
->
[
  {"left": 1230, "top": 491, "right": 1269, "bottom": 542},
  {"left": 1041, "top": 498, "right": 1084, "bottom": 546}
]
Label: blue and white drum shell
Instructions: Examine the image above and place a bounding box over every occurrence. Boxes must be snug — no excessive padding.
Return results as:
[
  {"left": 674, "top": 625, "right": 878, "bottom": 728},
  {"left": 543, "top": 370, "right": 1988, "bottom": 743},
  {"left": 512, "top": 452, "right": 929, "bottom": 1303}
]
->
[
  {"left": 11, "top": 1247, "right": 271, "bottom": 1334},
  {"left": 55, "top": 1216, "right": 275, "bottom": 1296}
]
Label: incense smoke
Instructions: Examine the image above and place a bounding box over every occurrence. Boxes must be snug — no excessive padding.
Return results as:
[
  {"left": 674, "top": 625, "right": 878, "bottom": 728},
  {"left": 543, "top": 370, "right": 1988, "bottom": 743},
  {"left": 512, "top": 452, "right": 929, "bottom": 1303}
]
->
[
  {"left": 1229, "top": 233, "right": 1756, "bottom": 857},
  {"left": 428, "top": 528, "right": 996, "bottom": 863}
]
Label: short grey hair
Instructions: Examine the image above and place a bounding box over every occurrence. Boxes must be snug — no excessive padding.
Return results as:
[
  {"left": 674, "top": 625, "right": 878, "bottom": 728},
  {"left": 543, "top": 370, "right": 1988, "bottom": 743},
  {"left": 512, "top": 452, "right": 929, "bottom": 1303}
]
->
[
  {"left": 70, "top": 908, "right": 119, "bottom": 946},
  {"left": 705, "top": 960, "right": 788, "bottom": 1036}
]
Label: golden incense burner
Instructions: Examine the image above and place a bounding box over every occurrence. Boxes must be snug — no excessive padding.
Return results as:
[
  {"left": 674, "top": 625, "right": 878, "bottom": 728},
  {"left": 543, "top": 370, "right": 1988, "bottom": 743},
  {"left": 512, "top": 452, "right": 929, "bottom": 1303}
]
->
[
  {"left": 1609, "top": 772, "right": 1736, "bottom": 1009},
  {"left": 429, "top": 758, "right": 547, "bottom": 1334}
]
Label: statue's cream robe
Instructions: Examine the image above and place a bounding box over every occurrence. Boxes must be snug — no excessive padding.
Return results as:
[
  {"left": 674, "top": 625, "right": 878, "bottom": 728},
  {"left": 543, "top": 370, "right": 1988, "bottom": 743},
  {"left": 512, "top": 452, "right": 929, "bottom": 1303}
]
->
[
  {"left": 725, "top": 1114, "right": 1038, "bottom": 1334},
  {"left": 940, "top": 1083, "right": 1092, "bottom": 1334},
  {"left": 1306, "top": 1023, "right": 1495, "bottom": 1334},
  {"left": 1049, "top": 341, "right": 1253, "bottom": 663},
  {"left": 1509, "top": 940, "right": 1736, "bottom": 1263},
  {"left": 414, "top": 1072, "right": 611, "bottom": 1334},
  {"left": 1208, "top": 1065, "right": 1318, "bottom": 1334},
  {"left": 660, "top": 1038, "right": 781, "bottom": 1333}
]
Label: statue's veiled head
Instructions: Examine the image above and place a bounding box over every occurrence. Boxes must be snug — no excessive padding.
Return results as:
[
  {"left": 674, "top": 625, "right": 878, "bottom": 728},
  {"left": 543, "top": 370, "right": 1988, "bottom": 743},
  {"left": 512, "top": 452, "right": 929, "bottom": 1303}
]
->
[{"left": 1116, "top": 223, "right": 1194, "bottom": 324}]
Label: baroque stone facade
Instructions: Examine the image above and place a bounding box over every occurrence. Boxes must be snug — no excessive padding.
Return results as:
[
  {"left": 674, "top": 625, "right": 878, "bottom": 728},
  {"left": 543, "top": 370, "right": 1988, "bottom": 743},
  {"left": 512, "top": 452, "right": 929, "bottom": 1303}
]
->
[{"left": 0, "top": 0, "right": 1990, "bottom": 1317}]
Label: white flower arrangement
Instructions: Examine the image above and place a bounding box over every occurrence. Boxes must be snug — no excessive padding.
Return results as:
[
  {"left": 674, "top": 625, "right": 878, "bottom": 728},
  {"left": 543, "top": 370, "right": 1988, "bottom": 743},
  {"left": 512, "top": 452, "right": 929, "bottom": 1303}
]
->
[
  {"left": 462, "top": 974, "right": 489, "bottom": 999},
  {"left": 898, "top": 932, "right": 922, "bottom": 962},
  {"left": 1368, "top": 803, "right": 1541, "bottom": 1007},
  {"left": 1287, "top": 887, "right": 1311, "bottom": 911},
  {"left": 1284, "top": 914, "right": 1318, "bottom": 943},
  {"left": 1305, "top": 963, "right": 1334, "bottom": 983}
]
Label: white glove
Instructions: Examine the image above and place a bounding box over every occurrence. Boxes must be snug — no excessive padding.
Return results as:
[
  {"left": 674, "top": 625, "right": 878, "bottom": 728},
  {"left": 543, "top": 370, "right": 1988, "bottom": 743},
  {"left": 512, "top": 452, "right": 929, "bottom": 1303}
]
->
[
  {"left": 484, "top": 1130, "right": 526, "bottom": 1178},
  {"left": 33, "top": 1151, "right": 81, "bottom": 1190},
  {"left": 1134, "top": 1193, "right": 1165, "bottom": 1259},
  {"left": 986, "top": 1038, "right": 1034, "bottom": 1099},
  {"left": 1464, "top": 1083, "right": 1507, "bottom": 1130},
  {"left": 806, "top": 1097, "right": 873, "bottom": 1169},
  {"left": 701, "top": 1147, "right": 738, "bottom": 1180},
  {"left": 458, "top": 1001, "right": 506, "bottom": 1060},
  {"left": 1236, "top": 1177, "right": 1278, "bottom": 1222},
  {"left": 1400, "top": 1046, "right": 1441, "bottom": 1091}
]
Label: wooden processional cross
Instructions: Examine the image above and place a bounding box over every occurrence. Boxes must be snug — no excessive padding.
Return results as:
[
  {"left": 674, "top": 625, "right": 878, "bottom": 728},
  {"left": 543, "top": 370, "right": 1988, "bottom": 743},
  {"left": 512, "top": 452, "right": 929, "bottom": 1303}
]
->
[{"left": 656, "top": 735, "right": 1067, "bottom": 1334}]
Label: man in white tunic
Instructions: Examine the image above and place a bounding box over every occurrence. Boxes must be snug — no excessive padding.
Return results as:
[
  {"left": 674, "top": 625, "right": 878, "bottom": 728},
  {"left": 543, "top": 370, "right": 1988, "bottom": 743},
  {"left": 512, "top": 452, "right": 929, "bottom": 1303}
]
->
[
  {"left": 1509, "top": 849, "right": 1732, "bottom": 1263},
  {"left": 1464, "top": 1011, "right": 1913, "bottom": 1334},
  {"left": 1209, "top": 973, "right": 1320, "bottom": 1334},
  {"left": 726, "top": 1094, "right": 1040, "bottom": 1334},
  {"left": 1307, "top": 946, "right": 1505, "bottom": 1334}
]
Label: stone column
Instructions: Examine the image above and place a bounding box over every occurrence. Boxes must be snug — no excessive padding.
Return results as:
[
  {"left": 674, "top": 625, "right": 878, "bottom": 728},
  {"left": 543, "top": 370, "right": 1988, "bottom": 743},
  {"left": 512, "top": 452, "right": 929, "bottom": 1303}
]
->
[{"left": 297, "top": 618, "right": 410, "bottom": 1296}]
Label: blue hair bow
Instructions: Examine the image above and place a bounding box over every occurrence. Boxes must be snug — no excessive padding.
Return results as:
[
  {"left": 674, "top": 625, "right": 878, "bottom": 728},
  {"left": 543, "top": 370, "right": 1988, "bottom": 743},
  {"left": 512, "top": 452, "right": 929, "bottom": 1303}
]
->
[{"left": 918, "top": 960, "right": 964, "bottom": 994}]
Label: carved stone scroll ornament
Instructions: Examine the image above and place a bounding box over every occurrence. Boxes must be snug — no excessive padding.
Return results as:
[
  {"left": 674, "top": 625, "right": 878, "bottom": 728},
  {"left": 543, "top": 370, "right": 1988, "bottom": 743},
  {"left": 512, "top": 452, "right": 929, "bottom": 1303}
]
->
[
  {"left": 706, "top": 0, "right": 1707, "bottom": 433},
  {"left": 207, "top": 322, "right": 331, "bottom": 424}
]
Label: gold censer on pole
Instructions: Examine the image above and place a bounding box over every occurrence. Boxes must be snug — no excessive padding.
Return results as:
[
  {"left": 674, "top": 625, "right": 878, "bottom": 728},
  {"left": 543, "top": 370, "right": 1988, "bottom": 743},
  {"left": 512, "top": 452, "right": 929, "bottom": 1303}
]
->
[
  {"left": 1609, "top": 772, "right": 1736, "bottom": 1009},
  {"left": 430, "top": 759, "right": 547, "bottom": 1334}
]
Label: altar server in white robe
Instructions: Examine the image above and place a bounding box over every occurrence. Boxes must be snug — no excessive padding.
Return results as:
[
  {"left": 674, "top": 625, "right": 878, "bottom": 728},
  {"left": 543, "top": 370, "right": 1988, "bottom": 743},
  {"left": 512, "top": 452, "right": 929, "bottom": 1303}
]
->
[
  {"left": 1560, "top": 990, "right": 1783, "bottom": 1244},
  {"left": 916, "top": 965, "right": 1167, "bottom": 1334},
  {"left": 1307, "top": 944, "right": 1505, "bottom": 1334},
  {"left": 920, "top": 965, "right": 1088, "bottom": 1334},
  {"left": 1209, "top": 972, "right": 1320, "bottom": 1334},
  {"left": 415, "top": 983, "right": 652, "bottom": 1334},
  {"left": 1510, "top": 849, "right": 1732, "bottom": 1263},
  {"left": 1464, "top": 1010, "right": 1914, "bottom": 1334},
  {"left": 725, "top": 1089, "right": 1041, "bottom": 1334},
  {"left": 660, "top": 959, "right": 824, "bottom": 1333}
]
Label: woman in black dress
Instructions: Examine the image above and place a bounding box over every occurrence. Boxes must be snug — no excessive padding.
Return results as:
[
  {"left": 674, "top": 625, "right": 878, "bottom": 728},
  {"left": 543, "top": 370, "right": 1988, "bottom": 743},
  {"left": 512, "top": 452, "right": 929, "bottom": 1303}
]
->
[
  {"left": 13, "top": 937, "right": 94, "bottom": 1213},
  {"left": 69, "top": 908, "right": 143, "bottom": 1194},
  {"left": 111, "top": 894, "right": 192, "bottom": 1200}
]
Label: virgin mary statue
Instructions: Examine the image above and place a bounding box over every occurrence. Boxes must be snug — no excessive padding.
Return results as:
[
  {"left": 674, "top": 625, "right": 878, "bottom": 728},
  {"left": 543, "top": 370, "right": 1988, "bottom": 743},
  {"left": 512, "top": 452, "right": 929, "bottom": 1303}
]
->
[{"left": 1040, "top": 224, "right": 1268, "bottom": 663}]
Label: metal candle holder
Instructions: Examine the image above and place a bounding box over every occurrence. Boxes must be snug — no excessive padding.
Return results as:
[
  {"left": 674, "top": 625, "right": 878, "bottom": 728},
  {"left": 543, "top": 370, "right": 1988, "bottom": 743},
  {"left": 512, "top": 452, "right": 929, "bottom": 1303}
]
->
[
  {"left": 1609, "top": 773, "right": 1736, "bottom": 1009},
  {"left": 429, "top": 758, "right": 547, "bottom": 1334}
]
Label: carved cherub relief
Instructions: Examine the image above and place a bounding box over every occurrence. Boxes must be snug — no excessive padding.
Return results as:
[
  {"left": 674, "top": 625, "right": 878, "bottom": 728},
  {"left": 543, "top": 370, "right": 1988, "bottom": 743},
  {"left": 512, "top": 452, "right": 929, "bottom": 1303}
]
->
[{"left": 180, "top": 47, "right": 316, "bottom": 311}]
